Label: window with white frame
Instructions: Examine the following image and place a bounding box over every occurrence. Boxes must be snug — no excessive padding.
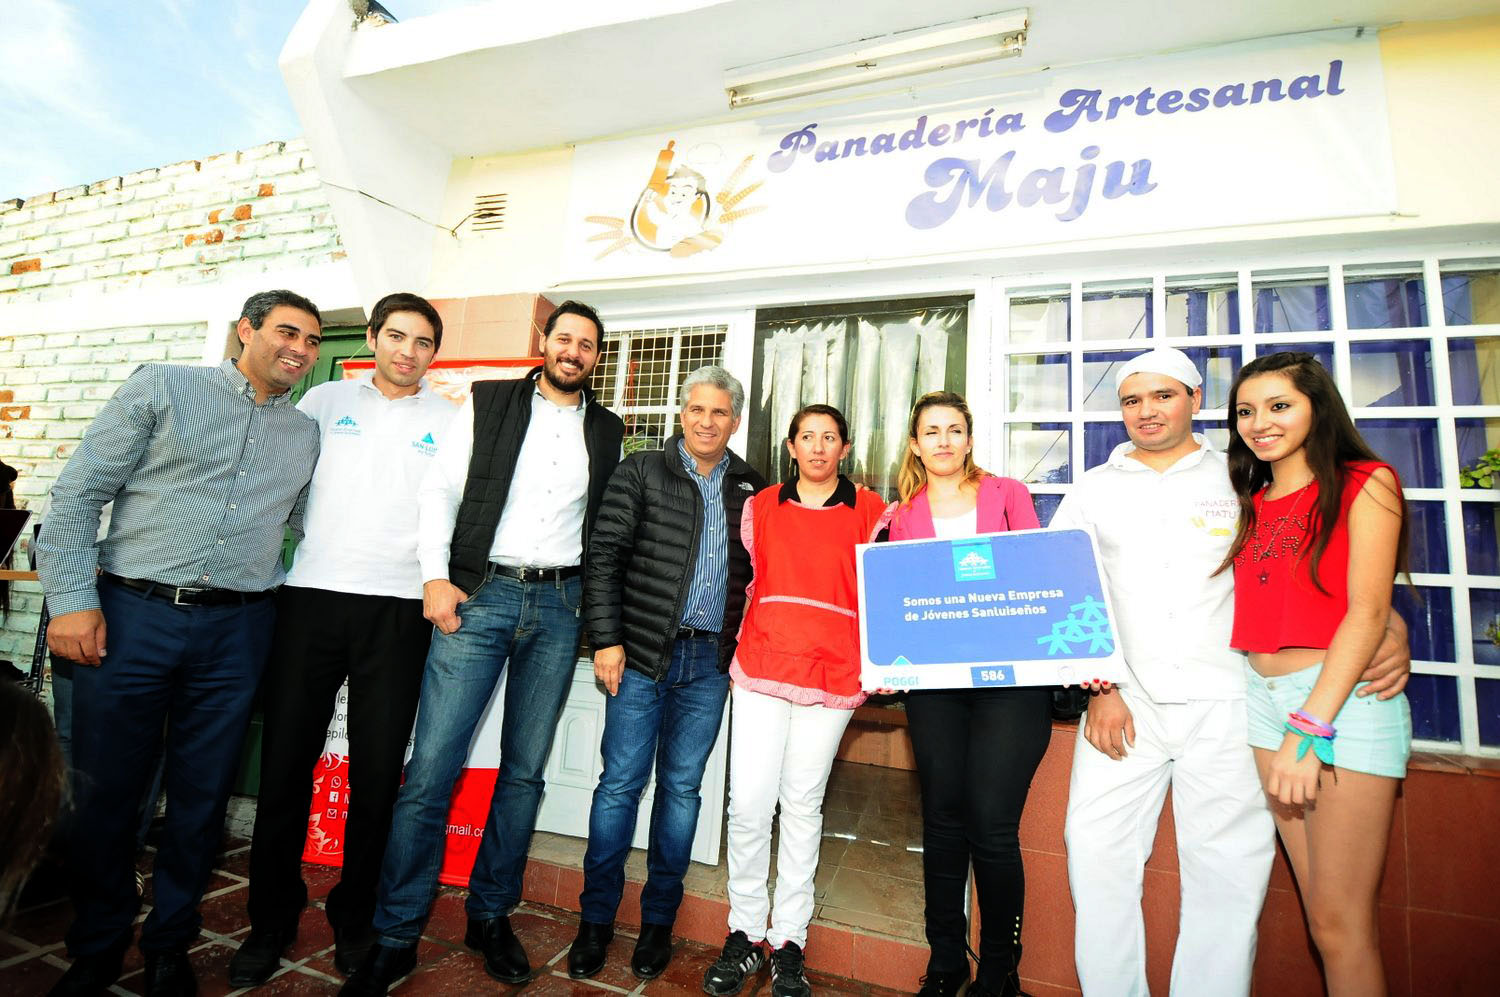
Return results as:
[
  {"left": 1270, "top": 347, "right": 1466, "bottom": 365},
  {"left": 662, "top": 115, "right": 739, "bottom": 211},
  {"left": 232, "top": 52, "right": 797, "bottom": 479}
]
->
[
  {"left": 588, "top": 323, "right": 728, "bottom": 453},
  {"left": 997, "top": 255, "right": 1500, "bottom": 757}
]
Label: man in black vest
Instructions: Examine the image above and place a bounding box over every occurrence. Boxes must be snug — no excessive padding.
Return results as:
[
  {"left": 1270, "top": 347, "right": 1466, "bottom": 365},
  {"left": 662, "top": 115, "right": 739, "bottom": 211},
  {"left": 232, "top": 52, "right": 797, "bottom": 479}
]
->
[
  {"left": 565, "top": 365, "right": 765, "bottom": 982},
  {"left": 342, "top": 301, "right": 624, "bottom": 996}
]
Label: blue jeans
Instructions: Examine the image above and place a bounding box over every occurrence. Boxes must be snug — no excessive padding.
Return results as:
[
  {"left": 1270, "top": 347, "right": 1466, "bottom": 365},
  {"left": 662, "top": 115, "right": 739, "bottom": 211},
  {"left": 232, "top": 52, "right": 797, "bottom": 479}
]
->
[
  {"left": 579, "top": 635, "right": 730, "bottom": 926},
  {"left": 66, "top": 578, "right": 274, "bottom": 956},
  {"left": 373, "top": 570, "right": 582, "bottom": 946}
]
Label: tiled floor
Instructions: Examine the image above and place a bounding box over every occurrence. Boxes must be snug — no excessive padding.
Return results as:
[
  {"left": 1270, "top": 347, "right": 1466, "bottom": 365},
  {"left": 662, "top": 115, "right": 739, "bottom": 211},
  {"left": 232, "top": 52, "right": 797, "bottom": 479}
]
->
[
  {"left": 527, "top": 760, "right": 925, "bottom": 945},
  {"left": 0, "top": 762, "right": 925, "bottom": 997}
]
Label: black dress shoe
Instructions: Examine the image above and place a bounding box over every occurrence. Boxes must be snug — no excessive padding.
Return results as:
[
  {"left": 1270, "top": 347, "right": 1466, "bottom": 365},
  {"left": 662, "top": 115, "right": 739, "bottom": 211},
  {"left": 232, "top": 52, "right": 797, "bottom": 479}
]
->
[
  {"left": 338, "top": 943, "right": 417, "bottom": 997},
  {"left": 228, "top": 925, "right": 298, "bottom": 986},
  {"left": 332, "top": 923, "right": 376, "bottom": 977},
  {"left": 463, "top": 915, "right": 531, "bottom": 984},
  {"left": 630, "top": 922, "right": 674, "bottom": 980},
  {"left": 143, "top": 949, "right": 197, "bottom": 997},
  {"left": 48, "top": 940, "right": 130, "bottom": 996},
  {"left": 566, "top": 920, "right": 614, "bottom": 979}
]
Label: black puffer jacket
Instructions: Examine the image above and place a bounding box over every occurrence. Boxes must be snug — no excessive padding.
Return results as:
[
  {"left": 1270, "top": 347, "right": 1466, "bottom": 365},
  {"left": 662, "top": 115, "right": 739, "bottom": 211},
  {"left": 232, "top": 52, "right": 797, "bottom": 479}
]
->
[{"left": 584, "top": 435, "right": 765, "bottom": 680}]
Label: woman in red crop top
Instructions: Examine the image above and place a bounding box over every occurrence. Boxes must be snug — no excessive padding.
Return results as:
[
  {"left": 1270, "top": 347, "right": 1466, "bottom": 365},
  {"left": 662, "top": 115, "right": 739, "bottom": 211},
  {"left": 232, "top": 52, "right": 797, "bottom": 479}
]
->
[
  {"left": 706, "top": 404, "right": 886, "bottom": 997},
  {"left": 1219, "top": 351, "right": 1412, "bottom": 996}
]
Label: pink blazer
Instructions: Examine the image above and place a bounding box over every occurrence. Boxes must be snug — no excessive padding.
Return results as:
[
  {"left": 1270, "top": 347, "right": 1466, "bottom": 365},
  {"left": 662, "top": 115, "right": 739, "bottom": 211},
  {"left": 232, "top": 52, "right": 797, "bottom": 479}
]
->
[{"left": 879, "top": 475, "right": 1039, "bottom": 541}]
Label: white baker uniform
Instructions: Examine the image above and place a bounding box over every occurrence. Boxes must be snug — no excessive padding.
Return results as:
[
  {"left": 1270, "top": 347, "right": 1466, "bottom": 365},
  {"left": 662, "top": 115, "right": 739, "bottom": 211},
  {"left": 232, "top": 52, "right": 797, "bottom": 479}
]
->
[{"left": 1052, "top": 435, "right": 1273, "bottom": 997}]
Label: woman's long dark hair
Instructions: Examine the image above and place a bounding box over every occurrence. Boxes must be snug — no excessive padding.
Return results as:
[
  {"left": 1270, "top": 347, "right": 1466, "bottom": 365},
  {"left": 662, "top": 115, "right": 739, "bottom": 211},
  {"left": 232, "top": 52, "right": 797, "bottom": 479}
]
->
[
  {"left": 0, "top": 681, "right": 67, "bottom": 918},
  {"left": 784, "top": 403, "right": 850, "bottom": 479},
  {"left": 1214, "top": 351, "right": 1410, "bottom": 594}
]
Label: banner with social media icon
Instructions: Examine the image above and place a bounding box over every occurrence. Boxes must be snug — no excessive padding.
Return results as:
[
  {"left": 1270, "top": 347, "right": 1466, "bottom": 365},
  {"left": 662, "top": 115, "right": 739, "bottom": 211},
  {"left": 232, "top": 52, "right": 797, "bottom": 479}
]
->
[{"left": 857, "top": 528, "right": 1127, "bottom": 690}]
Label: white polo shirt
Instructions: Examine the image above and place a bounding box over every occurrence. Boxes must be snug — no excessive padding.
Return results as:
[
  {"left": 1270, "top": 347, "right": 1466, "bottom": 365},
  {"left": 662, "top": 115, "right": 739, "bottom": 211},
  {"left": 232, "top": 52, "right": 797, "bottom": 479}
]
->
[
  {"left": 285, "top": 375, "right": 459, "bottom": 599},
  {"left": 416, "top": 386, "right": 591, "bottom": 583},
  {"left": 1051, "top": 435, "right": 1246, "bottom": 703}
]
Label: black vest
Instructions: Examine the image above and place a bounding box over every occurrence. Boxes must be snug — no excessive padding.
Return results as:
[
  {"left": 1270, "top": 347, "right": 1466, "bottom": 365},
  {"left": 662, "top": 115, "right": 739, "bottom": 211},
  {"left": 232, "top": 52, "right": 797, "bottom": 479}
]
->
[{"left": 448, "top": 369, "right": 624, "bottom": 593}]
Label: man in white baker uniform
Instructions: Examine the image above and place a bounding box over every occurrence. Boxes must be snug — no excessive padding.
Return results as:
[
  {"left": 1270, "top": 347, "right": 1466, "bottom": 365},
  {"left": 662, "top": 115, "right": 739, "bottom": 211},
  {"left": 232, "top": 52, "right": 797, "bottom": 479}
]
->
[{"left": 1053, "top": 347, "right": 1410, "bottom": 996}]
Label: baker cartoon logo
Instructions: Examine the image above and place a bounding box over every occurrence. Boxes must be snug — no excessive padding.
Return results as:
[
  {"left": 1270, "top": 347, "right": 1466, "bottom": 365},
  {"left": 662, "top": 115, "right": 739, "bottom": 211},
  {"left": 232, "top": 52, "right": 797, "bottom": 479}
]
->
[{"left": 587, "top": 140, "right": 766, "bottom": 260}]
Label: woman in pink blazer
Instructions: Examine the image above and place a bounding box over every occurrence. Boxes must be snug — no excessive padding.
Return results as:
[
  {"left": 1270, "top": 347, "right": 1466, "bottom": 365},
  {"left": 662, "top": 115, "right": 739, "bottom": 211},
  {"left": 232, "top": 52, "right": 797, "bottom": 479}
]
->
[{"left": 876, "top": 391, "right": 1046, "bottom": 997}]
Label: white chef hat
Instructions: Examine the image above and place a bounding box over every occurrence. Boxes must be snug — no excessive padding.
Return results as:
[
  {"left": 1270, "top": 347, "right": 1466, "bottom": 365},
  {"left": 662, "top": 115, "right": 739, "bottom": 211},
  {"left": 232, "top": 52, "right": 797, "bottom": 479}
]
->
[{"left": 1114, "top": 347, "right": 1203, "bottom": 392}]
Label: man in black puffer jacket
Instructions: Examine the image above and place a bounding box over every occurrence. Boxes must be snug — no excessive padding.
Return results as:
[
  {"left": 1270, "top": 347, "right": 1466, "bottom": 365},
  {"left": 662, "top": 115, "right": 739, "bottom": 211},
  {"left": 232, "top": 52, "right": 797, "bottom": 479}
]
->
[{"left": 566, "top": 365, "right": 765, "bottom": 984}]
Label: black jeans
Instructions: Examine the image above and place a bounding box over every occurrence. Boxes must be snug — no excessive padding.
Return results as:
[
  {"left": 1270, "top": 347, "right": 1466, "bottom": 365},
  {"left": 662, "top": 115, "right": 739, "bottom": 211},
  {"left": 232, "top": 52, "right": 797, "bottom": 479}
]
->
[
  {"left": 906, "top": 686, "right": 1053, "bottom": 986},
  {"left": 246, "top": 587, "right": 430, "bottom": 934}
]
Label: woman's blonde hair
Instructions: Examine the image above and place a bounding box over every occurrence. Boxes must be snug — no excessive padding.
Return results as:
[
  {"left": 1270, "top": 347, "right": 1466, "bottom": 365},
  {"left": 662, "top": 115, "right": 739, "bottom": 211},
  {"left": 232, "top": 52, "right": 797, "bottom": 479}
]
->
[{"left": 897, "top": 390, "right": 988, "bottom": 503}]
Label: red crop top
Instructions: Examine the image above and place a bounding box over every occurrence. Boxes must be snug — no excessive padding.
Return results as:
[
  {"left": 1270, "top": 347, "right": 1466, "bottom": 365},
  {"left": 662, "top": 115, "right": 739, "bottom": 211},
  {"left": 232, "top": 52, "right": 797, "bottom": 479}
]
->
[{"left": 1231, "top": 461, "right": 1397, "bottom": 653}]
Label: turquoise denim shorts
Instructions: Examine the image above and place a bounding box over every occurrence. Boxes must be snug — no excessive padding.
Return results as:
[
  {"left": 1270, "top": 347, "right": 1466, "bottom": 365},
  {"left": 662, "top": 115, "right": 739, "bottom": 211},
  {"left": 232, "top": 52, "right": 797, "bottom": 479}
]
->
[{"left": 1244, "top": 662, "right": 1412, "bottom": 779}]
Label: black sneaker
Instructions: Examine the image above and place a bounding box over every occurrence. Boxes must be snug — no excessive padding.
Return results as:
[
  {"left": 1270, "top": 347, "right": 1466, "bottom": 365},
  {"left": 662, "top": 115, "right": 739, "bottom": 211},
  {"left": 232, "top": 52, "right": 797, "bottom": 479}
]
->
[
  {"left": 915, "top": 971, "right": 969, "bottom": 997},
  {"left": 701, "top": 930, "right": 767, "bottom": 997},
  {"left": 769, "top": 941, "right": 812, "bottom": 997}
]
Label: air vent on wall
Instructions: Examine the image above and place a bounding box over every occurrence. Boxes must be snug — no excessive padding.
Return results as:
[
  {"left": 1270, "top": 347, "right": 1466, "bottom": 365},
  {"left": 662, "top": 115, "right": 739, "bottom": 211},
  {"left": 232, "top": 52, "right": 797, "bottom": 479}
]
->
[{"left": 472, "top": 192, "right": 507, "bottom": 232}]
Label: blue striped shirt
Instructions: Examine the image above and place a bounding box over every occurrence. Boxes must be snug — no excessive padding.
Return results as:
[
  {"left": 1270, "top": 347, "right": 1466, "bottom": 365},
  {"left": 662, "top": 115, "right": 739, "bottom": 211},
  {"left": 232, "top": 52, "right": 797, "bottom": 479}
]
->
[
  {"left": 36, "top": 359, "right": 320, "bottom": 616},
  {"left": 677, "top": 437, "right": 729, "bottom": 631}
]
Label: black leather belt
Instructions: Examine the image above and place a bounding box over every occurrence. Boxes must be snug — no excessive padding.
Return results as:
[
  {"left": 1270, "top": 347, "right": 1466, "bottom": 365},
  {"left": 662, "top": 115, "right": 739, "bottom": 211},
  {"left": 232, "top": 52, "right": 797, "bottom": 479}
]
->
[
  {"left": 104, "top": 573, "right": 273, "bottom": 607},
  {"left": 676, "top": 626, "right": 719, "bottom": 641},
  {"left": 489, "top": 563, "right": 582, "bottom": 583}
]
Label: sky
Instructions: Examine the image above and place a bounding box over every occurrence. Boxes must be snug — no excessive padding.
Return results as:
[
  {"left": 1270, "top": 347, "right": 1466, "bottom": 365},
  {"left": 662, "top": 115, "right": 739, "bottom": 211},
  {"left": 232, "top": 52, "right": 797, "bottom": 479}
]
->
[{"left": 0, "top": 0, "right": 465, "bottom": 202}]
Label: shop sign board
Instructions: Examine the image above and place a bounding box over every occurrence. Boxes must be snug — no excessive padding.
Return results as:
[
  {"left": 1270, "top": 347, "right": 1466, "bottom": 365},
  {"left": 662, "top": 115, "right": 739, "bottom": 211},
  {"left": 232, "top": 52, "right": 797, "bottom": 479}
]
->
[{"left": 561, "top": 29, "right": 1394, "bottom": 281}]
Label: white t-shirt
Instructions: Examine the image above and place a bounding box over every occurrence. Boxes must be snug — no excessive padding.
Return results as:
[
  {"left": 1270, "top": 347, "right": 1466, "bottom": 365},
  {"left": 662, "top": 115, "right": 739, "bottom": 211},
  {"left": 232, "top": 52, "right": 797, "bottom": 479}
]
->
[
  {"left": 285, "top": 375, "right": 460, "bottom": 600},
  {"left": 1051, "top": 435, "right": 1245, "bottom": 704},
  {"left": 932, "top": 508, "right": 978, "bottom": 540}
]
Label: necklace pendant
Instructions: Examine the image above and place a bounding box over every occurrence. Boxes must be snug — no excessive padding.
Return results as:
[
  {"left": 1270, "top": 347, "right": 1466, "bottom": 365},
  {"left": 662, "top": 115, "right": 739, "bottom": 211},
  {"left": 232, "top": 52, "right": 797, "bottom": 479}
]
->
[{"left": 1258, "top": 568, "right": 1270, "bottom": 585}]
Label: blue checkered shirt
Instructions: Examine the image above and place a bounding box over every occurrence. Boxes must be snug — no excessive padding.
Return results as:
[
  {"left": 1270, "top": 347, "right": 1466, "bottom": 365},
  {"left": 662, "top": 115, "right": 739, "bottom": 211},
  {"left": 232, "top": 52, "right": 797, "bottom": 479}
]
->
[
  {"left": 36, "top": 359, "right": 320, "bottom": 616},
  {"left": 676, "top": 437, "right": 729, "bottom": 631}
]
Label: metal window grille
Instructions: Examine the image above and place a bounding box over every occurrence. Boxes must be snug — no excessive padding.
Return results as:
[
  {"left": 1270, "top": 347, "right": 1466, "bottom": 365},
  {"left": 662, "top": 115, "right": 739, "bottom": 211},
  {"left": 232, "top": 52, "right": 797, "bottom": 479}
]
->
[{"left": 589, "top": 324, "right": 728, "bottom": 453}]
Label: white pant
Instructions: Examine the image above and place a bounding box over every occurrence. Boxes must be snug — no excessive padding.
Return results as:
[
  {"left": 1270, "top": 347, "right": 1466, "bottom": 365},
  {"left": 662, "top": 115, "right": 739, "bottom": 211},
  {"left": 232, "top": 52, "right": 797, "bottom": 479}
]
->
[
  {"left": 1064, "top": 692, "right": 1274, "bottom": 997},
  {"left": 725, "top": 685, "right": 854, "bottom": 948}
]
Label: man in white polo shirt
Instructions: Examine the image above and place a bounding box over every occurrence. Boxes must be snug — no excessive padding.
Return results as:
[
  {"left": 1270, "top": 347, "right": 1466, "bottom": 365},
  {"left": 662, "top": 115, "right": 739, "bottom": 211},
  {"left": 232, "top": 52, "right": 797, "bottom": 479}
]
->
[
  {"left": 1054, "top": 347, "right": 1409, "bottom": 997},
  {"left": 230, "top": 293, "right": 458, "bottom": 987}
]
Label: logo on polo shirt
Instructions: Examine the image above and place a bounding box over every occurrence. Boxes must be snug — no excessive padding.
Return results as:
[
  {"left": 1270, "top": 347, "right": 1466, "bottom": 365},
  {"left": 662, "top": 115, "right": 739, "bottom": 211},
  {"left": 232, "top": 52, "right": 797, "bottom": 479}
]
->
[
  {"left": 952, "top": 541, "right": 995, "bottom": 582},
  {"left": 411, "top": 432, "right": 438, "bottom": 456},
  {"left": 331, "top": 415, "right": 360, "bottom": 437}
]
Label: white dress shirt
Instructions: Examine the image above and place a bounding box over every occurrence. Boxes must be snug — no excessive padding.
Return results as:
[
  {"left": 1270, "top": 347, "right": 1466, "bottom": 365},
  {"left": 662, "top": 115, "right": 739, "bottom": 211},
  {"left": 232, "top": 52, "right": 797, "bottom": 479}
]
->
[
  {"left": 1051, "top": 435, "right": 1245, "bottom": 703},
  {"left": 417, "top": 386, "right": 590, "bottom": 584},
  {"left": 285, "top": 374, "right": 459, "bottom": 599}
]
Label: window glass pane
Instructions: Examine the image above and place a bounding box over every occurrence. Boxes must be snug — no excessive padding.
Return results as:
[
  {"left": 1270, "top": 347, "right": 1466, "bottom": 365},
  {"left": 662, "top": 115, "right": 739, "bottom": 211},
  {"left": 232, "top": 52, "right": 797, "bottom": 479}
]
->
[
  {"left": 1081, "top": 350, "right": 1137, "bottom": 412},
  {"left": 1009, "top": 293, "right": 1070, "bottom": 345},
  {"left": 1008, "top": 353, "right": 1069, "bottom": 411},
  {"left": 1406, "top": 500, "right": 1449, "bottom": 575},
  {"left": 1462, "top": 502, "right": 1500, "bottom": 575},
  {"left": 1455, "top": 418, "right": 1500, "bottom": 488},
  {"left": 1353, "top": 418, "right": 1441, "bottom": 489},
  {"left": 1344, "top": 273, "right": 1427, "bottom": 329},
  {"left": 1447, "top": 337, "right": 1500, "bottom": 406},
  {"left": 1254, "top": 341, "right": 1335, "bottom": 377},
  {"left": 750, "top": 298, "right": 968, "bottom": 495},
  {"left": 1393, "top": 584, "right": 1454, "bottom": 662},
  {"left": 618, "top": 333, "right": 676, "bottom": 407},
  {"left": 1180, "top": 347, "right": 1242, "bottom": 410},
  {"left": 1405, "top": 673, "right": 1460, "bottom": 743},
  {"left": 1440, "top": 266, "right": 1500, "bottom": 327},
  {"left": 1477, "top": 677, "right": 1500, "bottom": 748},
  {"left": 1470, "top": 588, "right": 1500, "bottom": 666},
  {"left": 590, "top": 338, "right": 620, "bottom": 400},
  {"left": 1032, "top": 493, "right": 1062, "bottom": 527},
  {"left": 1081, "top": 288, "right": 1152, "bottom": 341},
  {"left": 1165, "top": 281, "right": 1239, "bottom": 337},
  {"left": 1008, "top": 422, "right": 1071, "bottom": 484},
  {"left": 620, "top": 411, "right": 669, "bottom": 454},
  {"left": 1083, "top": 422, "right": 1129, "bottom": 470},
  {"left": 1191, "top": 421, "right": 1231, "bottom": 451},
  {"left": 1253, "top": 277, "right": 1331, "bottom": 333},
  {"left": 1348, "top": 340, "right": 1434, "bottom": 407}
]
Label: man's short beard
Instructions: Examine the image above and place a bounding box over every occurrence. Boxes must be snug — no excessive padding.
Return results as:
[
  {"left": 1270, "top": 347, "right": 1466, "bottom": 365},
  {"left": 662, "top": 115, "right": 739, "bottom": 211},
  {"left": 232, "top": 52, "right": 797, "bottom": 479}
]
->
[{"left": 544, "top": 362, "right": 587, "bottom": 393}]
